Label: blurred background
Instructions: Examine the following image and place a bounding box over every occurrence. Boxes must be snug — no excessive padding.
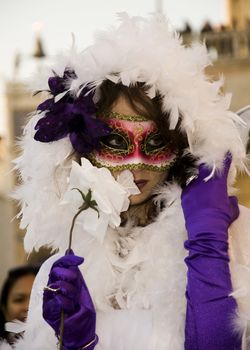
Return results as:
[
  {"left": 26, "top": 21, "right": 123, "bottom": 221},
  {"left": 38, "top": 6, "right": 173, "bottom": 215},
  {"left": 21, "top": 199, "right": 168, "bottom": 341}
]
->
[{"left": 0, "top": 0, "right": 250, "bottom": 285}]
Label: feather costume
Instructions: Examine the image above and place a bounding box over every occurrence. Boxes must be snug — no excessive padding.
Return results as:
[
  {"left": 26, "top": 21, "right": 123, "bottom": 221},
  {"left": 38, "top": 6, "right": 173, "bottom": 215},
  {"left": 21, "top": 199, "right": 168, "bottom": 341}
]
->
[{"left": 6, "top": 12, "right": 250, "bottom": 350}]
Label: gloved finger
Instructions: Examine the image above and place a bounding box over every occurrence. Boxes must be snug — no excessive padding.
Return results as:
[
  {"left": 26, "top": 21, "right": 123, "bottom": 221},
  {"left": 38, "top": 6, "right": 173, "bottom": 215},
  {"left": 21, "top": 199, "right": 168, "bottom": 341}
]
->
[
  {"left": 229, "top": 195, "right": 239, "bottom": 222},
  {"left": 48, "top": 280, "right": 81, "bottom": 300},
  {"left": 43, "top": 280, "right": 80, "bottom": 302},
  {"left": 43, "top": 296, "right": 61, "bottom": 325},
  {"left": 64, "top": 308, "right": 97, "bottom": 349},
  {"left": 195, "top": 152, "right": 232, "bottom": 182},
  {"left": 52, "top": 253, "right": 84, "bottom": 269},
  {"left": 49, "top": 266, "right": 81, "bottom": 284},
  {"left": 64, "top": 304, "right": 96, "bottom": 330},
  {"left": 193, "top": 162, "right": 214, "bottom": 184},
  {"left": 43, "top": 293, "right": 75, "bottom": 316}
]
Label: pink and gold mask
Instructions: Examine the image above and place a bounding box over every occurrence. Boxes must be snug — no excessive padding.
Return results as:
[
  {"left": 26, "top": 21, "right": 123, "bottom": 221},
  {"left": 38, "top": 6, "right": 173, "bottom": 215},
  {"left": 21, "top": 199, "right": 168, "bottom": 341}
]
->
[{"left": 89, "top": 112, "right": 177, "bottom": 172}]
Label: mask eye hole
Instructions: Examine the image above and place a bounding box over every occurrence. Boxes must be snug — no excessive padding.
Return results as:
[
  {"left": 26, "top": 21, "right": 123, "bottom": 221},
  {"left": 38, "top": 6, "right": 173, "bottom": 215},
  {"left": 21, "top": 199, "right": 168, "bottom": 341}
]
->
[
  {"left": 144, "top": 133, "right": 167, "bottom": 154},
  {"left": 100, "top": 132, "right": 129, "bottom": 151}
]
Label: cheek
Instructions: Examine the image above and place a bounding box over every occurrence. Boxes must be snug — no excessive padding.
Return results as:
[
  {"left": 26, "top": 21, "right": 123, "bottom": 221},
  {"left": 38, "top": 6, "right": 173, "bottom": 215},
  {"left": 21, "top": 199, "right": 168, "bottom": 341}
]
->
[
  {"left": 5, "top": 301, "right": 21, "bottom": 320},
  {"left": 5, "top": 297, "right": 30, "bottom": 321},
  {"left": 150, "top": 171, "right": 168, "bottom": 185}
]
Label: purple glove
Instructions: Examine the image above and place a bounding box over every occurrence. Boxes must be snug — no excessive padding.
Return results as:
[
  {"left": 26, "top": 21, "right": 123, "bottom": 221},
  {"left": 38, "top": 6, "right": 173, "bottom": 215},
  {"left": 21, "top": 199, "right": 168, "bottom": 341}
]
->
[
  {"left": 181, "top": 155, "right": 242, "bottom": 350},
  {"left": 43, "top": 251, "right": 98, "bottom": 350}
]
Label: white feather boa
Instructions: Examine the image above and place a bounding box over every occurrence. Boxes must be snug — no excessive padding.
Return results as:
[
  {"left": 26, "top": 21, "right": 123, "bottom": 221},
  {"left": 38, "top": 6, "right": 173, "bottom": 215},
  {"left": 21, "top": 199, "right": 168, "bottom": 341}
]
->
[
  {"left": 6, "top": 186, "right": 250, "bottom": 350},
  {"left": 10, "top": 184, "right": 187, "bottom": 350},
  {"left": 26, "top": 13, "right": 247, "bottom": 172},
  {"left": 13, "top": 13, "right": 248, "bottom": 256},
  {"left": 8, "top": 12, "right": 250, "bottom": 350}
]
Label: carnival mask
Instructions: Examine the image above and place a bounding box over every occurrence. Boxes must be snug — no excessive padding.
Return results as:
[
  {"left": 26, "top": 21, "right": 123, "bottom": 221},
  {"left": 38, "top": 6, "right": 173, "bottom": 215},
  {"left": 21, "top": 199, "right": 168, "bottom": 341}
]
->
[{"left": 89, "top": 112, "right": 177, "bottom": 172}]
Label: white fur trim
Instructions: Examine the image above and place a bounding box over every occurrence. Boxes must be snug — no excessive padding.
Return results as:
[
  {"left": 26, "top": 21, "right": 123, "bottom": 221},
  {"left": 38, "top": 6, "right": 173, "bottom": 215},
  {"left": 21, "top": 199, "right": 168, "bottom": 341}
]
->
[
  {"left": 11, "top": 194, "right": 250, "bottom": 349},
  {"left": 13, "top": 185, "right": 188, "bottom": 350},
  {"left": 14, "top": 13, "right": 248, "bottom": 253},
  {"left": 229, "top": 205, "right": 250, "bottom": 348}
]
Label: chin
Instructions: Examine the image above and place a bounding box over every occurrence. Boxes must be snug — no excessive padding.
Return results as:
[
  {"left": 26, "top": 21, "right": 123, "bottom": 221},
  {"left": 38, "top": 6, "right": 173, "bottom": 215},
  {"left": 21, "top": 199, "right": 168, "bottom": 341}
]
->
[{"left": 129, "top": 192, "right": 151, "bottom": 206}]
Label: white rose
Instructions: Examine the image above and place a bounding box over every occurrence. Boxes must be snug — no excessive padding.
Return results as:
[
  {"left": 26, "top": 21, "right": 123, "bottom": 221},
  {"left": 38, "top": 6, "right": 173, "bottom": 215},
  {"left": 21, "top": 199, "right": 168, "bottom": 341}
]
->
[{"left": 62, "top": 157, "right": 139, "bottom": 243}]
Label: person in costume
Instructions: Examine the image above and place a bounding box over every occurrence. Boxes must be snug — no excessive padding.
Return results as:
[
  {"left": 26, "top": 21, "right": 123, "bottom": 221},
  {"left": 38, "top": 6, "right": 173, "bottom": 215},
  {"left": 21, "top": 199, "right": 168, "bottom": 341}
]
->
[{"left": 3, "top": 13, "right": 250, "bottom": 350}]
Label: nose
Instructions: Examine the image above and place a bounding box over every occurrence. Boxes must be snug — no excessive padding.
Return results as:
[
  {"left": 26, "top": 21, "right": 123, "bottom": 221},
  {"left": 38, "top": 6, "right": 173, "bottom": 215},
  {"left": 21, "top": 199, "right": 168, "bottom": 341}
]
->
[
  {"left": 131, "top": 168, "right": 146, "bottom": 179},
  {"left": 24, "top": 298, "right": 30, "bottom": 311},
  {"left": 129, "top": 139, "right": 148, "bottom": 165},
  {"left": 19, "top": 299, "right": 30, "bottom": 320}
]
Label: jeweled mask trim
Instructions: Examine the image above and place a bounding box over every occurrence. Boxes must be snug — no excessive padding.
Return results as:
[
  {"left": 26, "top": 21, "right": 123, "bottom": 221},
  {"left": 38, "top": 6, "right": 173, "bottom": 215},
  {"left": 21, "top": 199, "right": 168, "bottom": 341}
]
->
[
  {"left": 89, "top": 157, "right": 177, "bottom": 172},
  {"left": 99, "top": 111, "right": 149, "bottom": 122}
]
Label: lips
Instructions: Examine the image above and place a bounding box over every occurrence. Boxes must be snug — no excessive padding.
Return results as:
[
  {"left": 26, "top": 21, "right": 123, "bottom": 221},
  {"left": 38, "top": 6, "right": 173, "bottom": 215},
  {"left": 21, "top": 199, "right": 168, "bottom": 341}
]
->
[{"left": 134, "top": 179, "right": 148, "bottom": 190}]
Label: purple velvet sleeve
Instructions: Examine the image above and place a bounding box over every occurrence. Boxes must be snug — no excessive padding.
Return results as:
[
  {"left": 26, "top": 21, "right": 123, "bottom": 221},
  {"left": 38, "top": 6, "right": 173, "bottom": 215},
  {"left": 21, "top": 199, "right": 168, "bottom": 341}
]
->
[{"left": 182, "top": 157, "right": 242, "bottom": 349}]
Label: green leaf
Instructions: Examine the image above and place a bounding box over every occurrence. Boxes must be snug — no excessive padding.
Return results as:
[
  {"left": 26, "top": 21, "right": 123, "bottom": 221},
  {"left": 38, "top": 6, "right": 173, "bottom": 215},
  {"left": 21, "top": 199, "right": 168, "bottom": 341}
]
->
[
  {"left": 71, "top": 187, "right": 100, "bottom": 217},
  {"left": 85, "top": 189, "right": 92, "bottom": 204}
]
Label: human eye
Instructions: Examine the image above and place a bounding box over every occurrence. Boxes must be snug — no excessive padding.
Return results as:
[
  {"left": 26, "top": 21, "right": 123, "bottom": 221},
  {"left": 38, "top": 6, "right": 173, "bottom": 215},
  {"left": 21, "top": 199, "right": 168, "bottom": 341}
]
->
[
  {"left": 145, "top": 133, "right": 166, "bottom": 153},
  {"left": 12, "top": 295, "right": 26, "bottom": 303},
  {"left": 100, "top": 133, "right": 128, "bottom": 151}
]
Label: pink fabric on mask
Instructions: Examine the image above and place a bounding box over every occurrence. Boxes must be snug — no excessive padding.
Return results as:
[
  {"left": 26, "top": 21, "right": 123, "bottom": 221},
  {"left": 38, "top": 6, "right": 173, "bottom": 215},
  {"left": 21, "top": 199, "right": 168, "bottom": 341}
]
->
[{"left": 90, "top": 118, "right": 177, "bottom": 171}]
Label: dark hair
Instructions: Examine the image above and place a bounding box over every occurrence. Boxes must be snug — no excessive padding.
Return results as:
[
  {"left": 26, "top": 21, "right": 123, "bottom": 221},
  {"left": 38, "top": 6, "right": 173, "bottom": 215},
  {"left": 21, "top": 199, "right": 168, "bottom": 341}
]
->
[
  {"left": 247, "top": 134, "right": 250, "bottom": 154},
  {"left": 0, "top": 265, "right": 39, "bottom": 341},
  {"left": 96, "top": 80, "right": 195, "bottom": 187}
]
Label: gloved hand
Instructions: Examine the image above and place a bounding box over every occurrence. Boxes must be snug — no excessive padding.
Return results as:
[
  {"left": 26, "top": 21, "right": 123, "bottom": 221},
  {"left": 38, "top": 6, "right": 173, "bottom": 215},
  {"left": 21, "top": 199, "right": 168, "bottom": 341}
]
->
[
  {"left": 43, "top": 251, "right": 98, "bottom": 350},
  {"left": 181, "top": 155, "right": 242, "bottom": 350}
]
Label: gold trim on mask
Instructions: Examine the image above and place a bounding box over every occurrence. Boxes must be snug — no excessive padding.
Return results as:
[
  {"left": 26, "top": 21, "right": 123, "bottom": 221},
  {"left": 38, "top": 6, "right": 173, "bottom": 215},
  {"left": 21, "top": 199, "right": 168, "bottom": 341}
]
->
[
  {"left": 141, "top": 132, "right": 171, "bottom": 156},
  {"left": 99, "top": 142, "right": 134, "bottom": 157},
  {"left": 99, "top": 129, "right": 134, "bottom": 156},
  {"left": 98, "top": 111, "right": 149, "bottom": 122},
  {"left": 89, "top": 156, "right": 177, "bottom": 172}
]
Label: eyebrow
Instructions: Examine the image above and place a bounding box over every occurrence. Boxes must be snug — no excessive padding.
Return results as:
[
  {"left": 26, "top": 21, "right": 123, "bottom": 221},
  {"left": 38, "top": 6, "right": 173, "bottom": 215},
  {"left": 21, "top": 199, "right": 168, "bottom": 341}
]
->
[{"left": 11, "top": 293, "right": 29, "bottom": 298}]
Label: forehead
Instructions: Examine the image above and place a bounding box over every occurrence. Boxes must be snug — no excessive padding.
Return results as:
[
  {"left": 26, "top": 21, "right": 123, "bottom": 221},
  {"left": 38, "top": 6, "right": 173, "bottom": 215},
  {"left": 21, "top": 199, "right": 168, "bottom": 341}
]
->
[
  {"left": 108, "top": 119, "right": 157, "bottom": 132},
  {"left": 103, "top": 115, "right": 158, "bottom": 134},
  {"left": 8, "top": 275, "right": 35, "bottom": 297}
]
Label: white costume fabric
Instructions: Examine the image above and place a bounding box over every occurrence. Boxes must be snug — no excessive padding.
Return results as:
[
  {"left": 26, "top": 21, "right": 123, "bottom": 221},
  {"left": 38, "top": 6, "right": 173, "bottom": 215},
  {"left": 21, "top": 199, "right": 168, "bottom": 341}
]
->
[
  {"left": 3, "top": 188, "right": 250, "bottom": 350},
  {"left": 13, "top": 13, "right": 248, "bottom": 253},
  {"left": 2, "top": 12, "right": 250, "bottom": 350}
]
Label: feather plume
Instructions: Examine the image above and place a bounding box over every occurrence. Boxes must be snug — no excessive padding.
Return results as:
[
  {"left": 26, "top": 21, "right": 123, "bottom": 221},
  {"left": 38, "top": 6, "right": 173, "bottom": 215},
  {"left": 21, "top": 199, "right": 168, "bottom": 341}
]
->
[{"left": 14, "top": 12, "right": 248, "bottom": 254}]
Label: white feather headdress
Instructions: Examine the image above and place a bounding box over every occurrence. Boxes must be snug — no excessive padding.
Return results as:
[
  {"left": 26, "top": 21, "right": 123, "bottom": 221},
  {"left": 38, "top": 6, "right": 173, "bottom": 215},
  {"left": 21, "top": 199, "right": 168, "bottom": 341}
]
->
[{"left": 14, "top": 12, "right": 248, "bottom": 253}]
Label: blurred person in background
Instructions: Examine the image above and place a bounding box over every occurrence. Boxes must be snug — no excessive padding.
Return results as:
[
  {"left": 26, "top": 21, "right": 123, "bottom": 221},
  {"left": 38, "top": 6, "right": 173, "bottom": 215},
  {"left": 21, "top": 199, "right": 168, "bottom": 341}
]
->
[
  {"left": 200, "top": 20, "right": 214, "bottom": 33},
  {"left": 180, "top": 21, "right": 192, "bottom": 35},
  {"left": 0, "top": 266, "right": 39, "bottom": 347}
]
